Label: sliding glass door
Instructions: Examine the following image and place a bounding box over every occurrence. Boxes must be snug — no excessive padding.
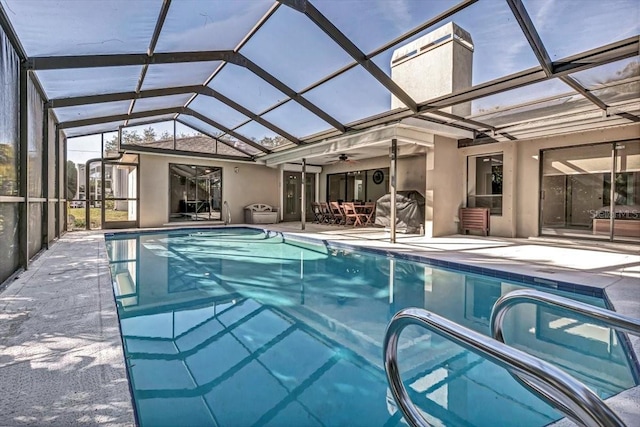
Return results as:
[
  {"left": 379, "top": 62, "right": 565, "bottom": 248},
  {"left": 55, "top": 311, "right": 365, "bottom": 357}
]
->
[
  {"left": 612, "top": 142, "right": 640, "bottom": 241},
  {"left": 169, "top": 164, "right": 222, "bottom": 222},
  {"left": 540, "top": 141, "right": 639, "bottom": 242}
]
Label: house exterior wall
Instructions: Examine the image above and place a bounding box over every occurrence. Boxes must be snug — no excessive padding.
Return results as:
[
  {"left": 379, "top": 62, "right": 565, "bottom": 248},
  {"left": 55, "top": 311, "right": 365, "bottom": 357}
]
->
[
  {"left": 139, "top": 153, "right": 279, "bottom": 227},
  {"left": 459, "top": 140, "right": 517, "bottom": 237},
  {"left": 458, "top": 123, "right": 640, "bottom": 238},
  {"left": 318, "top": 156, "right": 390, "bottom": 202},
  {"left": 513, "top": 124, "right": 640, "bottom": 238},
  {"left": 137, "top": 123, "right": 639, "bottom": 235},
  {"left": 430, "top": 135, "right": 462, "bottom": 237}
]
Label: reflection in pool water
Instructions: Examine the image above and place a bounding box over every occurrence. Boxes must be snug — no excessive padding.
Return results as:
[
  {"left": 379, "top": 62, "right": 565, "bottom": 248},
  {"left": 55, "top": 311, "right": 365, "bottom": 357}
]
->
[{"left": 105, "top": 228, "right": 637, "bottom": 427}]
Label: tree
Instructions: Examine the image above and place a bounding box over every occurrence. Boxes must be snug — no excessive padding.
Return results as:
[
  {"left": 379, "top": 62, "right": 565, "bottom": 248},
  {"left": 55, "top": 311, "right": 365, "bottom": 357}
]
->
[
  {"left": 121, "top": 130, "right": 142, "bottom": 145},
  {"left": 258, "top": 135, "right": 288, "bottom": 148},
  {"left": 66, "top": 160, "right": 77, "bottom": 200},
  {"left": 105, "top": 133, "right": 118, "bottom": 154},
  {"left": 0, "top": 144, "right": 17, "bottom": 196},
  {"left": 143, "top": 126, "right": 157, "bottom": 142}
]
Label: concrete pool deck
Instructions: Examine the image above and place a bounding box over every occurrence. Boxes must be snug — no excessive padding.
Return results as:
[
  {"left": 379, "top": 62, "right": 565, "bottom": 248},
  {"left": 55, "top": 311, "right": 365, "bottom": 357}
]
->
[{"left": 0, "top": 224, "right": 638, "bottom": 426}]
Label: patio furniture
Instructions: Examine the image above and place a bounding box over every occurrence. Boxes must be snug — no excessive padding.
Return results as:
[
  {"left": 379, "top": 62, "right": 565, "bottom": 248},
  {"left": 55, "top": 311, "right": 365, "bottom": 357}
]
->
[
  {"left": 343, "top": 202, "right": 367, "bottom": 227},
  {"left": 319, "top": 202, "right": 333, "bottom": 224},
  {"left": 459, "top": 207, "right": 490, "bottom": 236},
  {"left": 361, "top": 202, "right": 376, "bottom": 225},
  {"left": 329, "top": 201, "right": 345, "bottom": 225},
  {"left": 244, "top": 203, "right": 279, "bottom": 224},
  {"left": 311, "top": 202, "right": 325, "bottom": 224}
]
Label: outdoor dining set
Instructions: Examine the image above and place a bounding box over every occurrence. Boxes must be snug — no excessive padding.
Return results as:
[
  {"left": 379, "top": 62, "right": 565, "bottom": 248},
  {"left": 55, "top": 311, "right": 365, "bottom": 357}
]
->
[{"left": 310, "top": 201, "right": 376, "bottom": 227}]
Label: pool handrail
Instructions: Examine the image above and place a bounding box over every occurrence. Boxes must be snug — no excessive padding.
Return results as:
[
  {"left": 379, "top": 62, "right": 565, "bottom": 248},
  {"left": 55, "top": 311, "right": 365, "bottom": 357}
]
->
[
  {"left": 490, "top": 288, "right": 640, "bottom": 424},
  {"left": 223, "top": 201, "right": 231, "bottom": 225},
  {"left": 490, "top": 288, "right": 640, "bottom": 344},
  {"left": 384, "top": 308, "right": 625, "bottom": 427}
]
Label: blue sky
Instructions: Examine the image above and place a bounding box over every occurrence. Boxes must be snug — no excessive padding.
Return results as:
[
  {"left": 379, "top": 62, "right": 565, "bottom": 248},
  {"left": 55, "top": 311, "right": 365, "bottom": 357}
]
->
[{"left": 4, "top": 0, "right": 635, "bottom": 163}]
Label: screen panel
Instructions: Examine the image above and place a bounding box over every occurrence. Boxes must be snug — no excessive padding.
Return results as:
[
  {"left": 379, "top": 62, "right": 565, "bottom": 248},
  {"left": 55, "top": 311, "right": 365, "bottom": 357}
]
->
[
  {"left": 0, "top": 0, "right": 161, "bottom": 56},
  {"left": 240, "top": 5, "right": 352, "bottom": 91},
  {"left": 155, "top": 0, "right": 273, "bottom": 52}
]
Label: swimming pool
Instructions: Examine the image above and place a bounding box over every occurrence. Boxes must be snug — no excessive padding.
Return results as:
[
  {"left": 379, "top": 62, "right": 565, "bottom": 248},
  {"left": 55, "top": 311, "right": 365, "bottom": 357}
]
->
[{"left": 105, "top": 227, "right": 637, "bottom": 427}]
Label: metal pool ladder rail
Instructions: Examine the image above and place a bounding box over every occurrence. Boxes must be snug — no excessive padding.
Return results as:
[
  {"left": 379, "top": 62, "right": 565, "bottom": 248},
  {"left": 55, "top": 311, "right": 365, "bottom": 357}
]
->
[
  {"left": 223, "top": 201, "right": 231, "bottom": 225},
  {"left": 489, "top": 288, "right": 640, "bottom": 427},
  {"left": 490, "top": 288, "right": 640, "bottom": 344},
  {"left": 383, "top": 308, "right": 626, "bottom": 427}
]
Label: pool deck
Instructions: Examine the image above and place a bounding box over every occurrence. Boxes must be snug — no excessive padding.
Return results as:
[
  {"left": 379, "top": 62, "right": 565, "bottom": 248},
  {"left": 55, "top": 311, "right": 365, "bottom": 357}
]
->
[{"left": 1, "top": 223, "right": 638, "bottom": 426}]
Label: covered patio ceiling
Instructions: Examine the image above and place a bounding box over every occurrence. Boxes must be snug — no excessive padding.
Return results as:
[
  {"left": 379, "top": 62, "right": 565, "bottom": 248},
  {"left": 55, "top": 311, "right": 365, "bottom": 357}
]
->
[{"left": 1, "top": 0, "right": 638, "bottom": 163}]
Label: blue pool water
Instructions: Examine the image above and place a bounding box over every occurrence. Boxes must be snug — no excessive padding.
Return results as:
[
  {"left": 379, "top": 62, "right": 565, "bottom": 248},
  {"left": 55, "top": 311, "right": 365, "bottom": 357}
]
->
[{"left": 105, "top": 227, "right": 637, "bottom": 427}]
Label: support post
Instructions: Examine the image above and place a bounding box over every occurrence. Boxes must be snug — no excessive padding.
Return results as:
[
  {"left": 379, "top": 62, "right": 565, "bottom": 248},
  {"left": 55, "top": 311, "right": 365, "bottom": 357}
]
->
[
  {"left": 100, "top": 133, "right": 105, "bottom": 227},
  {"left": 390, "top": 139, "right": 398, "bottom": 244},
  {"left": 63, "top": 131, "right": 67, "bottom": 232},
  {"left": 301, "top": 158, "right": 306, "bottom": 230},
  {"left": 85, "top": 159, "right": 91, "bottom": 230},
  {"left": 19, "top": 66, "right": 29, "bottom": 269},
  {"left": 54, "top": 125, "right": 60, "bottom": 239},
  {"left": 609, "top": 145, "right": 617, "bottom": 241},
  {"left": 42, "top": 106, "right": 49, "bottom": 249}
]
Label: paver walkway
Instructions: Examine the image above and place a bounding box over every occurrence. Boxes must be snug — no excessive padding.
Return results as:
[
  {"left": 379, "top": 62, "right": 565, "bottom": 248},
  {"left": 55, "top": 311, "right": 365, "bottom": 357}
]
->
[{"left": 0, "top": 233, "right": 134, "bottom": 426}]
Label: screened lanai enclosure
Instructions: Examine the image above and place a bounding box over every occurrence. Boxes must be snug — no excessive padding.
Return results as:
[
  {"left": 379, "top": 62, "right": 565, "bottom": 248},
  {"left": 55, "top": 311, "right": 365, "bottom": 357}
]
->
[{"left": 0, "top": 0, "right": 639, "bottom": 283}]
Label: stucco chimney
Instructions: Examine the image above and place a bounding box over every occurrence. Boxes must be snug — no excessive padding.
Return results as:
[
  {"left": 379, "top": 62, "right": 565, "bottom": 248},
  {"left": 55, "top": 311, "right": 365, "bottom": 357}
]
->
[{"left": 391, "top": 22, "right": 473, "bottom": 116}]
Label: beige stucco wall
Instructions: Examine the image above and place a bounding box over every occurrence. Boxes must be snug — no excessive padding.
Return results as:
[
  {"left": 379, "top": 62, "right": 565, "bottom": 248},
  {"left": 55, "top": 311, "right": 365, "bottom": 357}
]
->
[
  {"left": 137, "top": 123, "right": 639, "bottom": 235},
  {"left": 397, "top": 155, "right": 426, "bottom": 195},
  {"left": 514, "top": 124, "right": 640, "bottom": 237},
  {"left": 139, "top": 153, "right": 279, "bottom": 227},
  {"left": 430, "top": 135, "right": 463, "bottom": 237},
  {"left": 459, "top": 140, "right": 517, "bottom": 237},
  {"left": 391, "top": 23, "right": 473, "bottom": 116},
  {"left": 459, "top": 123, "right": 640, "bottom": 238}
]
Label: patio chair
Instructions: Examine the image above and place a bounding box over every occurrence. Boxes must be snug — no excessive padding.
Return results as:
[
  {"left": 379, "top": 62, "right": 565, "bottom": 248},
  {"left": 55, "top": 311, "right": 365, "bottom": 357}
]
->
[
  {"left": 311, "top": 202, "right": 325, "bottom": 224},
  {"left": 329, "top": 201, "right": 345, "bottom": 225},
  {"left": 342, "top": 202, "right": 366, "bottom": 227},
  {"left": 319, "top": 202, "right": 333, "bottom": 224},
  {"left": 362, "top": 202, "right": 376, "bottom": 226}
]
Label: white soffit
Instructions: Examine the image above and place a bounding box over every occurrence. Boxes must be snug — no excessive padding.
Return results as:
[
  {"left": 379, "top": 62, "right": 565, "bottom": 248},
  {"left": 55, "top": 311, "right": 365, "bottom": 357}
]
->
[
  {"left": 260, "top": 123, "right": 436, "bottom": 166},
  {"left": 401, "top": 117, "right": 475, "bottom": 140}
]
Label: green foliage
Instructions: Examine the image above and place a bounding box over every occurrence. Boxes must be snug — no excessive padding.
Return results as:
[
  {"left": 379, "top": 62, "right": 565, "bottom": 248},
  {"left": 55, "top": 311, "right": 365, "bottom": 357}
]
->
[
  {"left": 143, "top": 127, "right": 157, "bottom": 142},
  {"left": 105, "top": 134, "right": 118, "bottom": 153},
  {"left": 66, "top": 160, "right": 77, "bottom": 200},
  {"left": 0, "top": 144, "right": 17, "bottom": 195}
]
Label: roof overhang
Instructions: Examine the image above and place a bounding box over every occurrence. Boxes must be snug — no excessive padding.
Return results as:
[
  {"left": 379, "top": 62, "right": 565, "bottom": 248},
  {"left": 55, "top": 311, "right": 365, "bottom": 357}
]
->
[{"left": 259, "top": 123, "right": 439, "bottom": 167}]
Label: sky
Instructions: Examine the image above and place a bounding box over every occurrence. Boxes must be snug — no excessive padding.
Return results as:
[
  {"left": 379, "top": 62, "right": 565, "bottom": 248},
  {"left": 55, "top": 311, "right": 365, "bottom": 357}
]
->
[
  {"left": 9, "top": 0, "right": 634, "bottom": 164},
  {"left": 67, "top": 121, "right": 182, "bottom": 164}
]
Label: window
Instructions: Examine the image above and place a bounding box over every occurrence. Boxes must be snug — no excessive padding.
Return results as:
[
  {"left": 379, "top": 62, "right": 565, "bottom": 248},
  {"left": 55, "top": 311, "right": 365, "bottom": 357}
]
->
[
  {"left": 326, "top": 168, "right": 389, "bottom": 203},
  {"left": 169, "top": 164, "right": 222, "bottom": 222},
  {"left": 467, "top": 154, "right": 503, "bottom": 215}
]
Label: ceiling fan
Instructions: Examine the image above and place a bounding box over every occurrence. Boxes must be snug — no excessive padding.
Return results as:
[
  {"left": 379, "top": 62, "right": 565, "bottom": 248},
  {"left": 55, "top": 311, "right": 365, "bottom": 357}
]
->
[{"left": 330, "top": 153, "right": 358, "bottom": 164}]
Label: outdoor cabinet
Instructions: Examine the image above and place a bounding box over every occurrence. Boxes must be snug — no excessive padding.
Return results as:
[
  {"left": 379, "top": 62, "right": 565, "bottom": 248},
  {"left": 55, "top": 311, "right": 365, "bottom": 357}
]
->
[{"left": 459, "top": 207, "right": 490, "bottom": 236}]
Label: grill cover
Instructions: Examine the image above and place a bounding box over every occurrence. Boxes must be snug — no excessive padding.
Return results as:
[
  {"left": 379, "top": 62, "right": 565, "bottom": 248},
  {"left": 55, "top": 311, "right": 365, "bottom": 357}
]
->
[{"left": 374, "top": 191, "right": 425, "bottom": 233}]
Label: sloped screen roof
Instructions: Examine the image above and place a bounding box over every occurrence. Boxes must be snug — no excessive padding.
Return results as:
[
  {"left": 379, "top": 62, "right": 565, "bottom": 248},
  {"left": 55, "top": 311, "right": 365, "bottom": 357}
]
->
[{"left": 1, "top": 0, "right": 638, "bottom": 161}]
